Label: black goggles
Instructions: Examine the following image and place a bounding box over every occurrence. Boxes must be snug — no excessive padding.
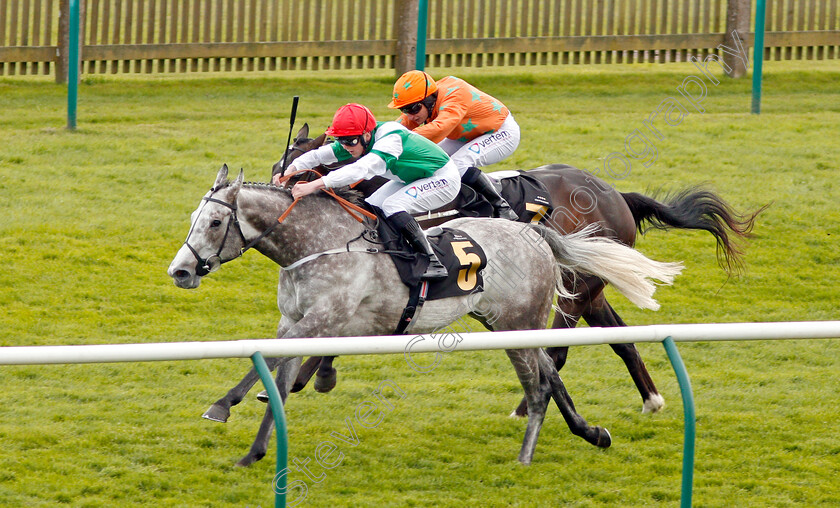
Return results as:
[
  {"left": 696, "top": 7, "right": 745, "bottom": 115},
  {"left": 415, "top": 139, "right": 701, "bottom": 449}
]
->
[
  {"left": 399, "top": 102, "right": 424, "bottom": 115},
  {"left": 336, "top": 135, "right": 362, "bottom": 147}
]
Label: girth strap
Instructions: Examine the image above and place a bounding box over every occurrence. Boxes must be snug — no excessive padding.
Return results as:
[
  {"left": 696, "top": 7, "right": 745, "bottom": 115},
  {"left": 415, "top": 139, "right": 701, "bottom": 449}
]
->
[{"left": 394, "top": 281, "right": 429, "bottom": 335}]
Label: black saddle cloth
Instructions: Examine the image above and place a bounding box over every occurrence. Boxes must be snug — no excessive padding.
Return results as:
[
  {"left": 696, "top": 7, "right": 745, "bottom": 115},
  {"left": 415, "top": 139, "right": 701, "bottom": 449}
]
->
[
  {"left": 372, "top": 210, "right": 487, "bottom": 301},
  {"left": 453, "top": 171, "right": 554, "bottom": 223},
  {"left": 360, "top": 171, "right": 550, "bottom": 298}
]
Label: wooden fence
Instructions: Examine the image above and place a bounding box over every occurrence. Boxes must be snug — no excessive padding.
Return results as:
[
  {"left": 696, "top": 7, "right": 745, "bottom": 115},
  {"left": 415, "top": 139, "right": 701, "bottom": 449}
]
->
[{"left": 0, "top": 0, "right": 838, "bottom": 80}]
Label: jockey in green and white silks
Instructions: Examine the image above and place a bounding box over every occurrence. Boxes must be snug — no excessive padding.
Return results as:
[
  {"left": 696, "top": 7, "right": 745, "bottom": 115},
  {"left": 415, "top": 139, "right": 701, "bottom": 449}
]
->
[
  {"left": 276, "top": 103, "right": 460, "bottom": 281},
  {"left": 298, "top": 121, "right": 460, "bottom": 217}
]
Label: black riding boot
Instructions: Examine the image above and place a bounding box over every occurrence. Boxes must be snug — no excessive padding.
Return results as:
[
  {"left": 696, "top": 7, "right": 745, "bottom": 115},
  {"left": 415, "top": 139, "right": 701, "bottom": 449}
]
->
[
  {"left": 387, "top": 212, "right": 448, "bottom": 281},
  {"left": 463, "top": 166, "right": 519, "bottom": 221}
]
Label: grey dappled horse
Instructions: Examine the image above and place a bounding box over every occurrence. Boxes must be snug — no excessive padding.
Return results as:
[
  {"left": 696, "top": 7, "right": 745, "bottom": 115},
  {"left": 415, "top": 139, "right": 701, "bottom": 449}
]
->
[
  {"left": 273, "top": 123, "right": 765, "bottom": 416},
  {"left": 168, "top": 166, "right": 683, "bottom": 466}
]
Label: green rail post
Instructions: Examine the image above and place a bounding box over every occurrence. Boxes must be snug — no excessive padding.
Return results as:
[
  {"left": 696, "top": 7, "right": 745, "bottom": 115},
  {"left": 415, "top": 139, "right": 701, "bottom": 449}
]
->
[
  {"left": 662, "top": 337, "right": 696, "bottom": 508},
  {"left": 416, "top": 0, "right": 428, "bottom": 71},
  {"left": 751, "top": 0, "right": 767, "bottom": 114},
  {"left": 67, "top": 0, "right": 80, "bottom": 129},
  {"left": 251, "top": 352, "right": 289, "bottom": 508}
]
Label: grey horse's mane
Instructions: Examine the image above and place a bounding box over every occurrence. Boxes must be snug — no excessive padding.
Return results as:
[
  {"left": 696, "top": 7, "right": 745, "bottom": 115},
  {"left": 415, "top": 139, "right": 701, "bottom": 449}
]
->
[{"left": 232, "top": 180, "right": 367, "bottom": 207}]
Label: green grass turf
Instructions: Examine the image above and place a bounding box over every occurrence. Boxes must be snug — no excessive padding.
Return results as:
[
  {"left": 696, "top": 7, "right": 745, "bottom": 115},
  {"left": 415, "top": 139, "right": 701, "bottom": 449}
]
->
[{"left": 0, "top": 59, "right": 838, "bottom": 506}]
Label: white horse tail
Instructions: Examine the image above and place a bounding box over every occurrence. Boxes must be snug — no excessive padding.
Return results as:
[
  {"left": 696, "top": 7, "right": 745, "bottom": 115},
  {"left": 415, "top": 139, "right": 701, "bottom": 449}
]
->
[{"left": 530, "top": 223, "right": 684, "bottom": 311}]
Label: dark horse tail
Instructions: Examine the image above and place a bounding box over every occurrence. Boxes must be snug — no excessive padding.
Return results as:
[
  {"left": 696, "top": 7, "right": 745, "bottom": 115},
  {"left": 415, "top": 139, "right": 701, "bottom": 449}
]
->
[{"left": 621, "top": 188, "right": 767, "bottom": 275}]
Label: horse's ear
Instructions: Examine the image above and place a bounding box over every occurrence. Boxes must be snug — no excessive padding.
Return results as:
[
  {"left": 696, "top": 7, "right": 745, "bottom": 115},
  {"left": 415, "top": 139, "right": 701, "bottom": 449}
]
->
[
  {"left": 214, "top": 164, "right": 229, "bottom": 189},
  {"left": 231, "top": 168, "right": 244, "bottom": 193},
  {"left": 296, "top": 123, "right": 310, "bottom": 140},
  {"left": 314, "top": 133, "right": 327, "bottom": 147}
]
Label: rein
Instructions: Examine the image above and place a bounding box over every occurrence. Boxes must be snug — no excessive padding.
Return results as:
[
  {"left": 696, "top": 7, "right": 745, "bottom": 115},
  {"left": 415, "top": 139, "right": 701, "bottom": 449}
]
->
[{"left": 275, "top": 168, "right": 377, "bottom": 223}]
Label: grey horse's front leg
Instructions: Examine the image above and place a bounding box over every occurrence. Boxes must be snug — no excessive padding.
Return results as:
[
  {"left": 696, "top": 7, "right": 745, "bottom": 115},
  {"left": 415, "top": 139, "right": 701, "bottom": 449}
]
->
[
  {"left": 237, "top": 296, "right": 366, "bottom": 466},
  {"left": 236, "top": 356, "right": 302, "bottom": 467},
  {"left": 203, "top": 319, "right": 294, "bottom": 422},
  {"left": 203, "top": 356, "right": 284, "bottom": 423}
]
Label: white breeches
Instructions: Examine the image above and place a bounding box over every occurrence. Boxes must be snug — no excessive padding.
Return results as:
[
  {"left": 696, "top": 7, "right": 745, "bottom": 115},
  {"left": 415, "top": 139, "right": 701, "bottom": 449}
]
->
[
  {"left": 365, "top": 161, "right": 461, "bottom": 217},
  {"left": 437, "top": 114, "right": 521, "bottom": 177}
]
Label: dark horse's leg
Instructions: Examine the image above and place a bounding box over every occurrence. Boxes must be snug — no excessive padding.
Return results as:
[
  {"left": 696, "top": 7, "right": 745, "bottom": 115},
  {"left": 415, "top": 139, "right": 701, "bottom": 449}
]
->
[
  {"left": 257, "top": 355, "right": 336, "bottom": 402},
  {"left": 313, "top": 356, "right": 337, "bottom": 393},
  {"left": 293, "top": 356, "right": 322, "bottom": 392},
  {"left": 583, "top": 294, "right": 664, "bottom": 413},
  {"left": 513, "top": 275, "right": 662, "bottom": 415}
]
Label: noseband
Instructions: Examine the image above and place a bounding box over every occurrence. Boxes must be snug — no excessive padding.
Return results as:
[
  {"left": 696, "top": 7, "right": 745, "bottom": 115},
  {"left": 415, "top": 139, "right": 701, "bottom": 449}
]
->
[{"left": 182, "top": 190, "right": 250, "bottom": 276}]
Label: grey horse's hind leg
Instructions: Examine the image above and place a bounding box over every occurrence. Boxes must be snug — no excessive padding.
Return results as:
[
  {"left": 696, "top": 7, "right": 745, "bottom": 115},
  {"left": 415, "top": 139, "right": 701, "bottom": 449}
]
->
[
  {"left": 506, "top": 349, "right": 550, "bottom": 465},
  {"left": 204, "top": 356, "right": 284, "bottom": 423},
  {"left": 509, "top": 348, "right": 611, "bottom": 465},
  {"left": 236, "top": 356, "right": 302, "bottom": 467},
  {"left": 536, "top": 349, "right": 611, "bottom": 449},
  {"left": 512, "top": 307, "right": 581, "bottom": 418}
]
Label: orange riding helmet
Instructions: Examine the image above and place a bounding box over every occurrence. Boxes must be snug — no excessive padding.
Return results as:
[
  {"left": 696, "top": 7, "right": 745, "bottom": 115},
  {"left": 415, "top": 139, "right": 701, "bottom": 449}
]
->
[
  {"left": 387, "top": 70, "right": 438, "bottom": 109},
  {"left": 325, "top": 103, "right": 377, "bottom": 137}
]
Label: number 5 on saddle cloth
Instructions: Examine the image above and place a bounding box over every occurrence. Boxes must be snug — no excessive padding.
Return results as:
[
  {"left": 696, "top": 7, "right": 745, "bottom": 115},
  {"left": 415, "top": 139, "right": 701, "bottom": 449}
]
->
[{"left": 371, "top": 211, "right": 488, "bottom": 334}]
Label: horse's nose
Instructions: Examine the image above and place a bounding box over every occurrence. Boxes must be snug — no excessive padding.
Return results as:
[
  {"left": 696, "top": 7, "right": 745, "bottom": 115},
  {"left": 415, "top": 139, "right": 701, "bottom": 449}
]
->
[
  {"left": 172, "top": 269, "right": 191, "bottom": 282},
  {"left": 169, "top": 267, "right": 198, "bottom": 288}
]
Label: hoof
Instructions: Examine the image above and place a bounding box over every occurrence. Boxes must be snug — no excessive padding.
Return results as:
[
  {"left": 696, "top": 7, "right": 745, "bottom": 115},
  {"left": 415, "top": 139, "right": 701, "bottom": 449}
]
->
[
  {"left": 314, "top": 370, "right": 336, "bottom": 393},
  {"left": 511, "top": 398, "right": 528, "bottom": 418},
  {"left": 290, "top": 382, "right": 306, "bottom": 393},
  {"left": 594, "top": 427, "right": 612, "bottom": 448},
  {"left": 202, "top": 404, "right": 230, "bottom": 423},
  {"left": 642, "top": 393, "right": 665, "bottom": 414},
  {"left": 256, "top": 390, "right": 269, "bottom": 403},
  {"left": 235, "top": 452, "right": 265, "bottom": 467}
]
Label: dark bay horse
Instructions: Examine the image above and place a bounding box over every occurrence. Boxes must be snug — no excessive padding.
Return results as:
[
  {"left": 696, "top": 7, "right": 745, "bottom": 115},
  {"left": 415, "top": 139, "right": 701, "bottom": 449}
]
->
[
  {"left": 168, "top": 166, "right": 684, "bottom": 465},
  {"left": 270, "top": 124, "right": 765, "bottom": 416}
]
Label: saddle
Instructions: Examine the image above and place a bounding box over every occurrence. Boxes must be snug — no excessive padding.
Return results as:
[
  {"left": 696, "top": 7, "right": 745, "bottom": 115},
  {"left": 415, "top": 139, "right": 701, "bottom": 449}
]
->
[
  {"left": 369, "top": 170, "right": 551, "bottom": 289},
  {"left": 415, "top": 170, "right": 554, "bottom": 225},
  {"left": 365, "top": 210, "right": 487, "bottom": 335},
  {"left": 359, "top": 171, "right": 554, "bottom": 334},
  {"left": 371, "top": 208, "right": 487, "bottom": 301}
]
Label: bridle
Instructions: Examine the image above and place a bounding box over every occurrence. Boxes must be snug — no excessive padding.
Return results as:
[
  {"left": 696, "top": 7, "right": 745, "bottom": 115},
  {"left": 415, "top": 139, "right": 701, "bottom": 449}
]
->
[
  {"left": 280, "top": 138, "right": 344, "bottom": 182},
  {"left": 279, "top": 143, "right": 308, "bottom": 178},
  {"left": 183, "top": 177, "right": 377, "bottom": 277},
  {"left": 182, "top": 186, "right": 281, "bottom": 276}
]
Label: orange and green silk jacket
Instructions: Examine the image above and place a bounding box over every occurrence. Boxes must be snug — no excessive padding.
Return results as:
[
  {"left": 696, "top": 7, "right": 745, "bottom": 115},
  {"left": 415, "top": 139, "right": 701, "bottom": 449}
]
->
[{"left": 397, "top": 76, "right": 510, "bottom": 144}]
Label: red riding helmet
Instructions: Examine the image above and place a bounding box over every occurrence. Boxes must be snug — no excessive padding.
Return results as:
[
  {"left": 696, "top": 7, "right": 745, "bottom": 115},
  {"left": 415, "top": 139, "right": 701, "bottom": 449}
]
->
[{"left": 325, "top": 103, "right": 377, "bottom": 137}]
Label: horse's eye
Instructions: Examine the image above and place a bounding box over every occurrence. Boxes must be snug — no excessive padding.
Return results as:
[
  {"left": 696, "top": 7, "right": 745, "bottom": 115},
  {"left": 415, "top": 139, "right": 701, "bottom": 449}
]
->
[{"left": 211, "top": 219, "right": 222, "bottom": 228}]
